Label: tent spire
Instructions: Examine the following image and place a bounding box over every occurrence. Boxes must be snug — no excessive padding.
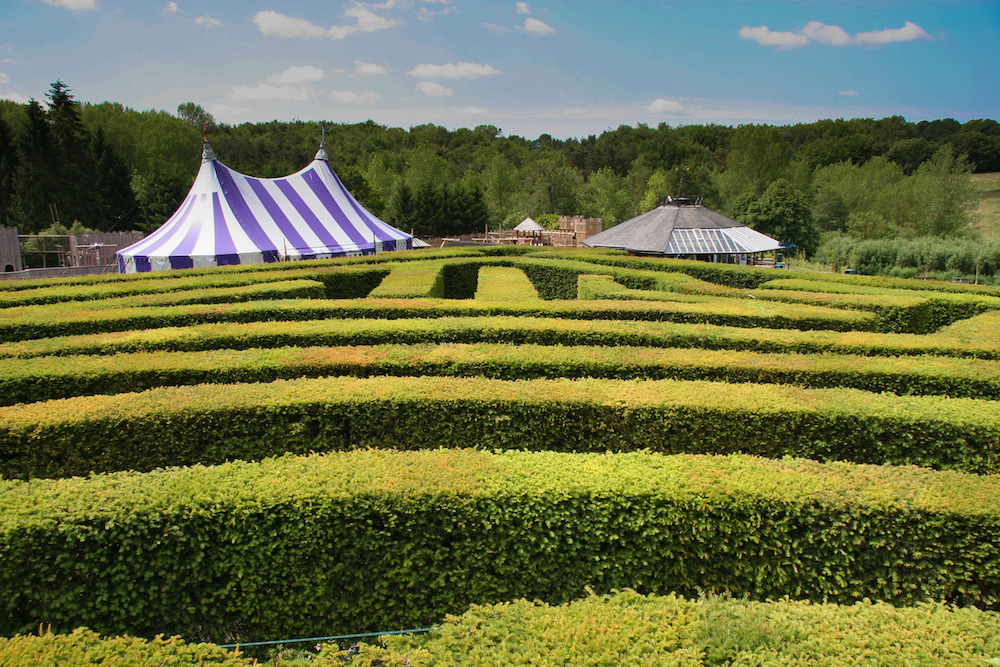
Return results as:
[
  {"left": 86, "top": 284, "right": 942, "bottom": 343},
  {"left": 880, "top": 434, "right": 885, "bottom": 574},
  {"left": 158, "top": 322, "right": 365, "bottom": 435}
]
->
[
  {"left": 201, "top": 121, "right": 217, "bottom": 162},
  {"left": 314, "top": 122, "right": 329, "bottom": 161}
]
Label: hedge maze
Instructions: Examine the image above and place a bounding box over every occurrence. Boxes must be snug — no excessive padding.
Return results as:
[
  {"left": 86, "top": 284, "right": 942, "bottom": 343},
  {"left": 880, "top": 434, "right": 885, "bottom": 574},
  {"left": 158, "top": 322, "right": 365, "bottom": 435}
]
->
[{"left": 2, "top": 246, "right": 1000, "bottom": 663}]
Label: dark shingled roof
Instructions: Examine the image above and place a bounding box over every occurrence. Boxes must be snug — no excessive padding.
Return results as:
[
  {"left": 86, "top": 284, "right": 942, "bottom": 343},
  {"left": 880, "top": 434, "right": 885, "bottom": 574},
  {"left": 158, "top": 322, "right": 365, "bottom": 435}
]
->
[{"left": 583, "top": 199, "right": 781, "bottom": 256}]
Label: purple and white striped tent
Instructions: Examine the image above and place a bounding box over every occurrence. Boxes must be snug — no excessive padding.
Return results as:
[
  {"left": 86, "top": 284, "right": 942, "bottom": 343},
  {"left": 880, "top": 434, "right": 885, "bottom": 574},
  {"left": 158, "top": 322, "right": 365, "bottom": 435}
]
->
[{"left": 117, "top": 143, "right": 412, "bottom": 273}]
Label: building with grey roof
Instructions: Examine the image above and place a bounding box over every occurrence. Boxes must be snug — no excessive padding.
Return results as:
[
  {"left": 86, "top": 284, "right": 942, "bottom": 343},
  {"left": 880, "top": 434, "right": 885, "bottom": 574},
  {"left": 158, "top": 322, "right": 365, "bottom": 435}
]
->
[{"left": 583, "top": 196, "right": 781, "bottom": 265}]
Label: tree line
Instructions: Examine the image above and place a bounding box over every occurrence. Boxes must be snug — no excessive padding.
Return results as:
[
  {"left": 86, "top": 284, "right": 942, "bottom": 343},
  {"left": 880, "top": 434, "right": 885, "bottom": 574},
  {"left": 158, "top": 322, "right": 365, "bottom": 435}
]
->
[{"left": 0, "top": 80, "right": 996, "bottom": 263}]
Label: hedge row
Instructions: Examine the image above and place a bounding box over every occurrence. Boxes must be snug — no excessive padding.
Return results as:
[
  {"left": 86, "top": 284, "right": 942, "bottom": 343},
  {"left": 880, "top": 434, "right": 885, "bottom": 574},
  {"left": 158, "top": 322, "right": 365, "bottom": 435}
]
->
[
  {"left": 2, "top": 450, "right": 997, "bottom": 640},
  {"left": 8, "top": 591, "right": 1000, "bottom": 666},
  {"left": 759, "top": 278, "right": 1000, "bottom": 330},
  {"left": 4, "top": 343, "right": 1000, "bottom": 407},
  {"left": 0, "top": 293, "right": 874, "bottom": 343},
  {"left": 3, "top": 375, "right": 999, "bottom": 478},
  {"left": 0, "top": 628, "right": 252, "bottom": 666},
  {"left": 0, "top": 315, "right": 993, "bottom": 361},
  {"left": 0, "top": 265, "right": 393, "bottom": 306},
  {"left": 369, "top": 591, "right": 1000, "bottom": 667}
]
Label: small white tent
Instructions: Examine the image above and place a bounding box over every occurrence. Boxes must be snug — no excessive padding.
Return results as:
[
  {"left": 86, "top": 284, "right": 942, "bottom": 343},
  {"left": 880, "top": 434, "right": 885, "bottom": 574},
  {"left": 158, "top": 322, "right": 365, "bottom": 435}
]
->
[
  {"left": 513, "top": 217, "right": 544, "bottom": 233},
  {"left": 117, "top": 142, "right": 412, "bottom": 273}
]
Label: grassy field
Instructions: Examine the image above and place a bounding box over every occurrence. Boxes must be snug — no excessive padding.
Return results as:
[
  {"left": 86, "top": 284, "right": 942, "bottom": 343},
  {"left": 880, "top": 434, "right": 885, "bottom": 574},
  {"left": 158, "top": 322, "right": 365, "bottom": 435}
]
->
[{"left": 972, "top": 172, "right": 1000, "bottom": 240}]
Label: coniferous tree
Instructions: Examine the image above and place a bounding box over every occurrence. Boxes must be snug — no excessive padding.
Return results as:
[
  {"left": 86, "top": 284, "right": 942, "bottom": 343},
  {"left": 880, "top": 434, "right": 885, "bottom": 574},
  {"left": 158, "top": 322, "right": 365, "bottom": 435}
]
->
[{"left": 0, "top": 115, "right": 18, "bottom": 227}]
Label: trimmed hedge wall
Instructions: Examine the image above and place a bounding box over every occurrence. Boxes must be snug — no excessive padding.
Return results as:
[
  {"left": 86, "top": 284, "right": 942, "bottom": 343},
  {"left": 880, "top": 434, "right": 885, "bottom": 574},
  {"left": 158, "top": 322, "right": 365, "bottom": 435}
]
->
[
  {"left": 0, "top": 292, "right": 874, "bottom": 343},
  {"left": 1, "top": 450, "right": 998, "bottom": 641},
  {"left": 3, "top": 375, "right": 1000, "bottom": 478},
  {"left": 1, "top": 315, "right": 994, "bottom": 361},
  {"left": 9, "top": 592, "right": 1000, "bottom": 666},
  {"left": 3, "top": 343, "right": 1000, "bottom": 407},
  {"left": 355, "top": 591, "right": 1000, "bottom": 667},
  {"left": 0, "top": 628, "right": 253, "bottom": 666}
]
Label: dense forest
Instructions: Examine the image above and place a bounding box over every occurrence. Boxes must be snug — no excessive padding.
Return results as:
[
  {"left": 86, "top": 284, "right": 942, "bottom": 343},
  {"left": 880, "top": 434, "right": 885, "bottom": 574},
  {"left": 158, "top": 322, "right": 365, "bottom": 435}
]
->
[{"left": 1, "top": 80, "right": 998, "bottom": 275}]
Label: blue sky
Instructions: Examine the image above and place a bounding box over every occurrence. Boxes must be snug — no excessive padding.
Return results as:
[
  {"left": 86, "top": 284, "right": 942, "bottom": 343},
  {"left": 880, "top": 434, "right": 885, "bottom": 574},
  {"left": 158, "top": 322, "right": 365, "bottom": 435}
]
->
[{"left": 1, "top": 0, "right": 996, "bottom": 139}]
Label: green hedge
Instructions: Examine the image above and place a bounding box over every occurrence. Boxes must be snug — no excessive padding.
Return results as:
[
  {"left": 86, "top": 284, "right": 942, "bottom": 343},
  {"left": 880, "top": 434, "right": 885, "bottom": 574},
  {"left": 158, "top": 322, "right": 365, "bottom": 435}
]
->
[
  {"left": 0, "top": 628, "right": 253, "bottom": 666},
  {"left": 349, "top": 591, "right": 1000, "bottom": 667},
  {"left": 11, "top": 592, "right": 999, "bottom": 666},
  {"left": 0, "top": 266, "right": 388, "bottom": 306},
  {"left": 0, "top": 314, "right": 994, "bottom": 361},
  {"left": 3, "top": 343, "right": 1000, "bottom": 407},
  {"left": 3, "top": 375, "right": 1000, "bottom": 478},
  {"left": 1, "top": 450, "right": 998, "bottom": 641},
  {"left": 0, "top": 292, "right": 874, "bottom": 343}
]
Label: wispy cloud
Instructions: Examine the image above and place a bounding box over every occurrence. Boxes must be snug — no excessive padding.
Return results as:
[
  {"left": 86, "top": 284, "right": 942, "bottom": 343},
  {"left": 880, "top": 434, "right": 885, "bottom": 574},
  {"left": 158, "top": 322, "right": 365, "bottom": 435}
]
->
[
  {"left": 644, "top": 98, "right": 684, "bottom": 114},
  {"left": 330, "top": 90, "right": 380, "bottom": 104},
  {"left": 195, "top": 15, "right": 222, "bottom": 28},
  {"left": 524, "top": 18, "right": 555, "bottom": 35},
  {"left": 741, "top": 20, "right": 931, "bottom": 50},
  {"left": 0, "top": 73, "right": 10, "bottom": 85},
  {"left": 254, "top": 4, "right": 400, "bottom": 40},
  {"left": 418, "top": 0, "right": 456, "bottom": 21},
  {"left": 231, "top": 66, "right": 324, "bottom": 102},
  {"left": 231, "top": 83, "right": 313, "bottom": 102},
  {"left": 0, "top": 92, "right": 29, "bottom": 104},
  {"left": 164, "top": 2, "right": 178, "bottom": 13},
  {"left": 407, "top": 62, "right": 501, "bottom": 79},
  {"left": 355, "top": 60, "right": 388, "bottom": 75},
  {"left": 269, "top": 65, "right": 325, "bottom": 85},
  {"left": 486, "top": 3, "right": 555, "bottom": 36},
  {"left": 838, "top": 90, "right": 860, "bottom": 96},
  {"left": 416, "top": 81, "right": 453, "bottom": 96},
  {"left": 42, "top": 0, "right": 96, "bottom": 11}
]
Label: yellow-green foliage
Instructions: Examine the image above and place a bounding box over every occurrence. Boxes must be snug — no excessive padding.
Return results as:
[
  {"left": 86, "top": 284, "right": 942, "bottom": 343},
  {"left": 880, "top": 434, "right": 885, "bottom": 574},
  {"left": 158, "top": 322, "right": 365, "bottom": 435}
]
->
[
  {"left": 0, "top": 628, "right": 254, "bottom": 666},
  {"left": 343, "top": 590, "right": 1000, "bottom": 667},
  {"left": 578, "top": 274, "right": 717, "bottom": 303},
  {"left": 367, "top": 259, "right": 448, "bottom": 298},
  {"left": 3, "top": 374, "right": 1000, "bottom": 478},
  {"left": 0, "top": 291, "right": 875, "bottom": 343},
  {"left": 2, "top": 450, "right": 998, "bottom": 640},
  {"left": 474, "top": 266, "right": 540, "bottom": 301},
  {"left": 3, "top": 343, "right": 1000, "bottom": 407},
  {"left": 0, "top": 315, "right": 993, "bottom": 361}
]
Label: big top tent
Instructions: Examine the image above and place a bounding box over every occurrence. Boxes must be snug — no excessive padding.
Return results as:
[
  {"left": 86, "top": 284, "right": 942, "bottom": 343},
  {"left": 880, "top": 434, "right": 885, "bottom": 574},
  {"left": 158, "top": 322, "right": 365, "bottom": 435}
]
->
[{"left": 117, "top": 142, "right": 412, "bottom": 274}]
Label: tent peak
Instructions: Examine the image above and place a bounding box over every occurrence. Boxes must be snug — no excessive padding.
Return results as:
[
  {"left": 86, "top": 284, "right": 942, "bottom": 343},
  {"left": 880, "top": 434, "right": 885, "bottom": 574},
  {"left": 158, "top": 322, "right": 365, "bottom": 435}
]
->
[
  {"left": 201, "top": 141, "right": 217, "bottom": 163},
  {"left": 314, "top": 122, "right": 328, "bottom": 161}
]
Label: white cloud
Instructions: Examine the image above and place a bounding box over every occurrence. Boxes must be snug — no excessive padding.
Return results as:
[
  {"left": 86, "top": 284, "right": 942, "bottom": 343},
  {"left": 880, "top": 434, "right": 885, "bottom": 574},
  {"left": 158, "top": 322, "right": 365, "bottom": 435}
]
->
[
  {"left": 254, "top": 11, "right": 327, "bottom": 38},
  {"left": 855, "top": 21, "right": 930, "bottom": 45},
  {"left": 645, "top": 98, "right": 684, "bottom": 114},
  {"left": 268, "top": 65, "right": 325, "bottom": 85},
  {"left": 515, "top": 2, "right": 531, "bottom": 14},
  {"left": 406, "top": 62, "right": 502, "bottom": 79},
  {"left": 523, "top": 17, "right": 555, "bottom": 35},
  {"left": 416, "top": 81, "right": 453, "bottom": 96},
  {"left": 330, "top": 90, "right": 381, "bottom": 104},
  {"left": 739, "top": 26, "right": 809, "bottom": 50},
  {"left": 452, "top": 106, "right": 489, "bottom": 116},
  {"left": 195, "top": 15, "right": 222, "bottom": 28},
  {"left": 42, "top": 0, "right": 95, "bottom": 10},
  {"left": 341, "top": 4, "right": 401, "bottom": 33},
  {"left": 254, "top": 5, "right": 400, "bottom": 40},
  {"left": 0, "top": 73, "right": 10, "bottom": 85},
  {"left": 231, "top": 83, "right": 314, "bottom": 102},
  {"left": 838, "top": 90, "right": 860, "bottom": 96},
  {"left": 741, "top": 20, "right": 931, "bottom": 50},
  {"left": 418, "top": 0, "right": 456, "bottom": 21},
  {"left": 355, "top": 60, "right": 388, "bottom": 75},
  {"left": 802, "top": 21, "right": 851, "bottom": 46},
  {"left": 0, "top": 92, "right": 29, "bottom": 104},
  {"left": 164, "top": 1, "right": 178, "bottom": 13}
]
